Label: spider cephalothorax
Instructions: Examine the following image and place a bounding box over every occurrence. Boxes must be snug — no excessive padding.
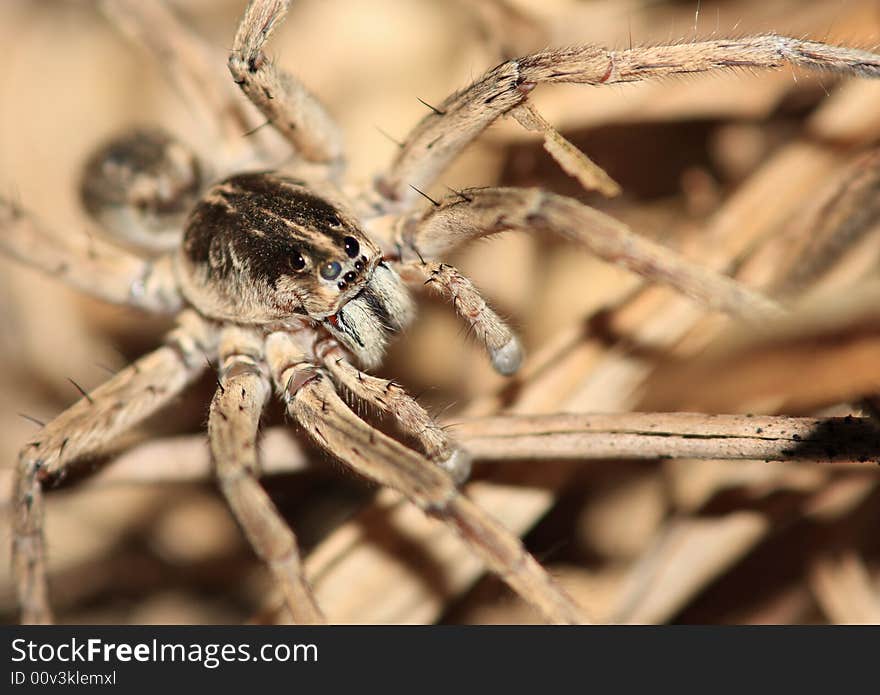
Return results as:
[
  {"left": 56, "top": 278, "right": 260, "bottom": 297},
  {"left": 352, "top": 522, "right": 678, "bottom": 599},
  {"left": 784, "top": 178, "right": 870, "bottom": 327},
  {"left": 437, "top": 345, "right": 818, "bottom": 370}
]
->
[
  {"left": 4, "top": 0, "right": 880, "bottom": 627},
  {"left": 178, "top": 171, "right": 414, "bottom": 367}
]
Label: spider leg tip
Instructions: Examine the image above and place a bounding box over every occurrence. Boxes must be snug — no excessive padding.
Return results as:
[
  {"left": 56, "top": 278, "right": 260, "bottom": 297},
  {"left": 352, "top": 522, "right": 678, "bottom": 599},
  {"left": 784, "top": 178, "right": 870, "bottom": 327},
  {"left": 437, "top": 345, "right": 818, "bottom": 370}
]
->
[
  {"left": 490, "top": 336, "right": 524, "bottom": 377},
  {"left": 440, "top": 447, "right": 473, "bottom": 486}
]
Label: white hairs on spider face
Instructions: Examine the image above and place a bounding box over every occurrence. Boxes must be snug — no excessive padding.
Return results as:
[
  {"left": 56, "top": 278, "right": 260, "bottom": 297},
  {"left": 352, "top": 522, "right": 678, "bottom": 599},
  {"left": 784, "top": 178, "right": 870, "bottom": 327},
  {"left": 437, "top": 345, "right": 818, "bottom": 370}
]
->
[{"left": 327, "top": 262, "right": 415, "bottom": 369}]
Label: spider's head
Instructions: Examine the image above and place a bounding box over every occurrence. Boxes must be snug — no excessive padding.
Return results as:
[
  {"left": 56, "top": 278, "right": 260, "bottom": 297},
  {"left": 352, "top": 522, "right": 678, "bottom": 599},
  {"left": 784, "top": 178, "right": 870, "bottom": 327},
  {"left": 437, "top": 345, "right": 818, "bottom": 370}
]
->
[{"left": 179, "top": 172, "right": 413, "bottom": 368}]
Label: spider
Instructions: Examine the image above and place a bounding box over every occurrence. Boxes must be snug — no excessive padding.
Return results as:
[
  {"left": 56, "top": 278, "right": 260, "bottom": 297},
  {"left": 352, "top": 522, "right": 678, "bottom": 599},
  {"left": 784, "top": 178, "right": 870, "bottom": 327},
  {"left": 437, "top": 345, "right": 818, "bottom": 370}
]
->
[{"left": 4, "top": 0, "right": 880, "bottom": 625}]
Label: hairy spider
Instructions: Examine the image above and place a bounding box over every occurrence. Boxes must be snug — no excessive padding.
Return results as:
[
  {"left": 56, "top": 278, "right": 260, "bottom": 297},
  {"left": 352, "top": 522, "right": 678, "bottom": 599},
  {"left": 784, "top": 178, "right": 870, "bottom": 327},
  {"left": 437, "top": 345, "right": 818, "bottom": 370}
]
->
[{"left": 4, "top": 0, "right": 880, "bottom": 625}]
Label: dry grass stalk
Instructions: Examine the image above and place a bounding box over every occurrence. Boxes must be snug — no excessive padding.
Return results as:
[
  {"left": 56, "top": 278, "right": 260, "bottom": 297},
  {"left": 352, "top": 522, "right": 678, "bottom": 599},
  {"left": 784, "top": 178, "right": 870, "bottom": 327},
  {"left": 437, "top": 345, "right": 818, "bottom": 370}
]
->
[
  {"left": 639, "top": 282, "right": 880, "bottom": 413},
  {"left": 3, "top": 412, "right": 876, "bottom": 502},
  {"left": 510, "top": 102, "right": 622, "bottom": 197},
  {"left": 808, "top": 550, "right": 880, "bottom": 624}
]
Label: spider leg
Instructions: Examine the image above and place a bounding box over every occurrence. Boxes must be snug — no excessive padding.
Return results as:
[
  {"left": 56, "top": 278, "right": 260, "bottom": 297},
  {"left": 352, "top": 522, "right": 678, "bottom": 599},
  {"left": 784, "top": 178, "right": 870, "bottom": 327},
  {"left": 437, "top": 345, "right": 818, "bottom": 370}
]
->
[
  {"left": 208, "top": 326, "right": 323, "bottom": 624},
  {"left": 397, "top": 187, "right": 783, "bottom": 320},
  {"left": 12, "top": 311, "right": 216, "bottom": 623},
  {"left": 229, "top": 0, "right": 344, "bottom": 171},
  {"left": 315, "top": 338, "right": 471, "bottom": 483},
  {"left": 375, "top": 35, "right": 880, "bottom": 210},
  {"left": 395, "top": 260, "right": 523, "bottom": 376},
  {"left": 265, "top": 331, "right": 588, "bottom": 624},
  {"left": 0, "top": 198, "right": 181, "bottom": 313}
]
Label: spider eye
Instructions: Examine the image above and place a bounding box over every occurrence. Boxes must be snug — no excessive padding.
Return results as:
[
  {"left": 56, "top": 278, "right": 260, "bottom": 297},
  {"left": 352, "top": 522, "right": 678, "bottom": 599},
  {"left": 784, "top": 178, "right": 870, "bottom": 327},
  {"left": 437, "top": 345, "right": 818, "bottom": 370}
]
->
[
  {"left": 320, "top": 261, "right": 342, "bottom": 280},
  {"left": 343, "top": 236, "right": 360, "bottom": 258},
  {"left": 291, "top": 252, "right": 306, "bottom": 271}
]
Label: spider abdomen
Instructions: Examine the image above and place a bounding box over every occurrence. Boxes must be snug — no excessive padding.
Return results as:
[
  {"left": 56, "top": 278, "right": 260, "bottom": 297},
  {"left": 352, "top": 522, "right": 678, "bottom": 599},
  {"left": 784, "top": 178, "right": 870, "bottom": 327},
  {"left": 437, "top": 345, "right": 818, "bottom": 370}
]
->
[{"left": 79, "top": 128, "right": 203, "bottom": 254}]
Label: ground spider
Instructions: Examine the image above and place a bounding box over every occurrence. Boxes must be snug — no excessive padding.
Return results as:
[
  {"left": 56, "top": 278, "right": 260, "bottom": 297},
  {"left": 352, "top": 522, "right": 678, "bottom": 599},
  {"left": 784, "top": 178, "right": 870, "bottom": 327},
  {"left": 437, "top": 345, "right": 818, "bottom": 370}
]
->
[{"left": 3, "top": 0, "right": 880, "bottom": 624}]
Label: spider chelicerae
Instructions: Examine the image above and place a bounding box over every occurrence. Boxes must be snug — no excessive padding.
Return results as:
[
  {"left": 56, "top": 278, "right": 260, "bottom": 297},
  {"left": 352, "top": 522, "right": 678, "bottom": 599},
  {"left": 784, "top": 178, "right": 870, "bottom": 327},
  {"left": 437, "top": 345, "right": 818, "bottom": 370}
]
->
[{"left": 3, "top": 0, "right": 880, "bottom": 625}]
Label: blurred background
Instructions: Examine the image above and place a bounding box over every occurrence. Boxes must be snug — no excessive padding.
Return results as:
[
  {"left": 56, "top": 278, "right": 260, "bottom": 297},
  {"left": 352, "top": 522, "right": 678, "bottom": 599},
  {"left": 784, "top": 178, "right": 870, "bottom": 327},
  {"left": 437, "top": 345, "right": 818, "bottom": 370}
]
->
[{"left": 2, "top": 0, "right": 880, "bottom": 624}]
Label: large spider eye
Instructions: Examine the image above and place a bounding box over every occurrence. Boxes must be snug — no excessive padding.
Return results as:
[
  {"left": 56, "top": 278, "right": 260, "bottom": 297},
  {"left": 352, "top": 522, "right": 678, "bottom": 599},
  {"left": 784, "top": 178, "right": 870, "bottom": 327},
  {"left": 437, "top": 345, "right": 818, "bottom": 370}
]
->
[
  {"left": 320, "top": 261, "right": 342, "bottom": 280},
  {"left": 290, "top": 252, "right": 306, "bottom": 271},
  {"left": 343, "top": 236, "right": 360, "bottom": 258}
]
